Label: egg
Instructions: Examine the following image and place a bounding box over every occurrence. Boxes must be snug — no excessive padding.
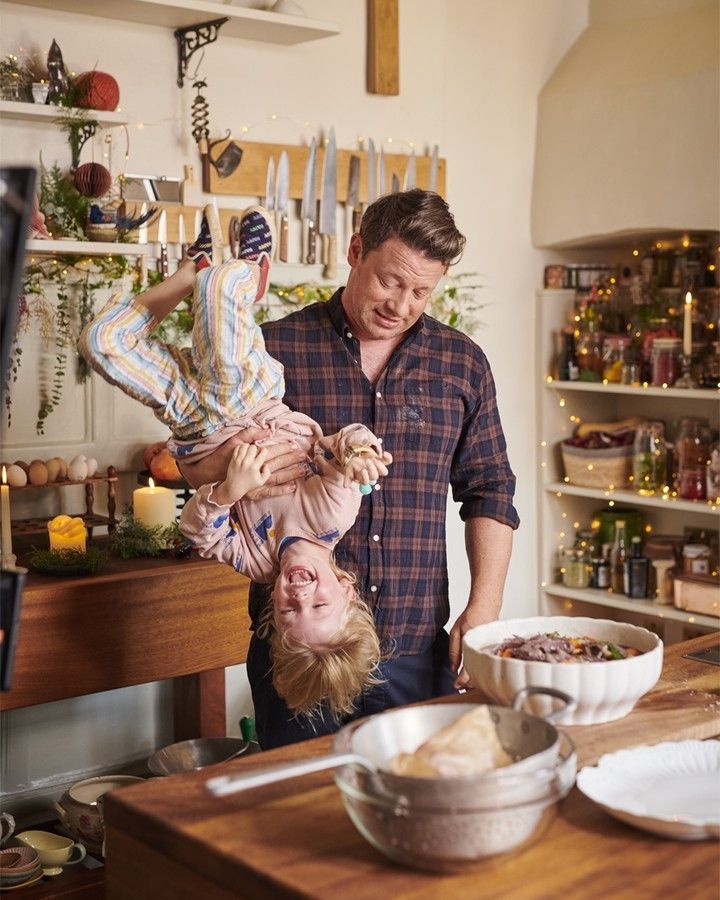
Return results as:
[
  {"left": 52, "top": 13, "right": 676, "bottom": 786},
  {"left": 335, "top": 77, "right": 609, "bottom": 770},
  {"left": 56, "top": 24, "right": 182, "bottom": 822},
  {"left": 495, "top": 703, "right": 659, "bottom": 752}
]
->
[
  {"left": 45, "top": 457, "right": 63, "bottom": 482},
  {"left": 67, "top": 455, "right": 89, "bottom": 482},
  {"left": 5, "top": 464, "right": 27, "bottom": 487},
  {"left": 51, "top": 456, "right": 68, "bottom": 479},
  {"left": 13, "top": 460, "right": 29, "bottom": 474},
  {"left": 85, "top": 457, "right": 98, "bottom": 477},
  {"left": 28, "top": 459, "right": 49, "bottom": 486}
]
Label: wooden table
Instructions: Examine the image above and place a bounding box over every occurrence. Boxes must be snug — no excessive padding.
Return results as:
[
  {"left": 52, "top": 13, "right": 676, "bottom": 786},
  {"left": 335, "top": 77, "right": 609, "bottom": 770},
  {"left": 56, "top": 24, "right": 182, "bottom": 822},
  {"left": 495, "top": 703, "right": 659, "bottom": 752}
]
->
[
  {"left": 2, "top": 550, "right": 251, "bottom": 739},
  {"left": 103, "top": 632, "right": 720, "bottom": 899}
]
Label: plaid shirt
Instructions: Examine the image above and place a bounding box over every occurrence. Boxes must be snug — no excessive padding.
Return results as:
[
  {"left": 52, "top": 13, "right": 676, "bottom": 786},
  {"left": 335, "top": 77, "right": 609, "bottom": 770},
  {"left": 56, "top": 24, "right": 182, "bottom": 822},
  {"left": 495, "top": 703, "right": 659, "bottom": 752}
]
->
[{"left": 250, "top": 290, "right": 519, "bottom": 656}]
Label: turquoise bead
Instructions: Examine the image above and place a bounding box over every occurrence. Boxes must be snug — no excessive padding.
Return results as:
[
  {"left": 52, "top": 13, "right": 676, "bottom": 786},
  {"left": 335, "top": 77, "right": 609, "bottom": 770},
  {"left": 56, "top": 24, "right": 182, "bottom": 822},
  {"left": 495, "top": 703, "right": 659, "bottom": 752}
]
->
[{"left": 359, "top": 483, "right": 373, "bottom": 494}]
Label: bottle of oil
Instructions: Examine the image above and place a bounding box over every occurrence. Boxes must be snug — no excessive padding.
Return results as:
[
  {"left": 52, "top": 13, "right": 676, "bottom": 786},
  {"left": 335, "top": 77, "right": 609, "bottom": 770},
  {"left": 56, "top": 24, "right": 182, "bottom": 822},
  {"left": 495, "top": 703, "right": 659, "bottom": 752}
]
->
[{"left": 610, "top": 520, "right": 627, "bottom": 593}]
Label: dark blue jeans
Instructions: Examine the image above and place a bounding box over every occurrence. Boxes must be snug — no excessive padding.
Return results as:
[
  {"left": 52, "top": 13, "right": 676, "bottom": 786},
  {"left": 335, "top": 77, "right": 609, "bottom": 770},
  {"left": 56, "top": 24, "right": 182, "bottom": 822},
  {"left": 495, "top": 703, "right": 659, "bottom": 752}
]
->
[{"left": 247, "top": 629, "right": 458, "bottom": 750}]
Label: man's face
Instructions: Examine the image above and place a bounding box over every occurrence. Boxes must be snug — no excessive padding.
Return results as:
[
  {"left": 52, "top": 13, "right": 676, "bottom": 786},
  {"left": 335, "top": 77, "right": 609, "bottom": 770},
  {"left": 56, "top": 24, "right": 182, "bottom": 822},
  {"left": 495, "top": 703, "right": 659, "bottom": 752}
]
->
[{"left": 342, "top": 234, "right": 446, "bottom": 343}]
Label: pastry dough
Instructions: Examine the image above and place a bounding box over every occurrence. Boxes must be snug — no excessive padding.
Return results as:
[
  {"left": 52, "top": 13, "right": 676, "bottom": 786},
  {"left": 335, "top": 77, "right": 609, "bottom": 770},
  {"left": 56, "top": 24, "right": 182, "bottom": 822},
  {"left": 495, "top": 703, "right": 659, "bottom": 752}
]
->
[{"left": 391, "top": 706, "right": 513, "bottom": 778}]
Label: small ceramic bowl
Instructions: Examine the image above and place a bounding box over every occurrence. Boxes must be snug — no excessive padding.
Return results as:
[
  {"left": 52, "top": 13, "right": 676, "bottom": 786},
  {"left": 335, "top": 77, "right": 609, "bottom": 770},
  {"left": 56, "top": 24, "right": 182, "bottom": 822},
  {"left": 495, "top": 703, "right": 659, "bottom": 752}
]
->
[{"left": 0, "top": 845, "right": 40, "bottom": 873}]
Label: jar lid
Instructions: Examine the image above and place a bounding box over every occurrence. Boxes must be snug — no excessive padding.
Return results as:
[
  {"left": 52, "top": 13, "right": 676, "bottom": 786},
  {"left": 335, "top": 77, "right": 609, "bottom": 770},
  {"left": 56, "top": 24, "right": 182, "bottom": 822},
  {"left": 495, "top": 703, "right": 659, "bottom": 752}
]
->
[{"left": 683, "top": 544, "right": 710, "bottom": 557}]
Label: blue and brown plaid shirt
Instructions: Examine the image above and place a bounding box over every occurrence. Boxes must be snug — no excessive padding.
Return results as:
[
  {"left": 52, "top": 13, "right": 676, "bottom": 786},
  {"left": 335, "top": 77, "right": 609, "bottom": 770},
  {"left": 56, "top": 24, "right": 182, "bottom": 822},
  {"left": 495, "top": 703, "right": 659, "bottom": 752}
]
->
[{"left": 250, "top": 290, "right": 520, "bottom": 656}]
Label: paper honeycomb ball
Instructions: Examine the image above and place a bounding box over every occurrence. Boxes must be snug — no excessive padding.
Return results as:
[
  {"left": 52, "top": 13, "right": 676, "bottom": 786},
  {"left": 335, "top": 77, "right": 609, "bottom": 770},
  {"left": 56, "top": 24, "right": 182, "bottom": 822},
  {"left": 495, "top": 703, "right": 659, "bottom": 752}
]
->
[
  {"left": 74, "top": 70, "right": 120, "bottom": 111},
  {"left": 73, "top": 162, "right": 113, "bottom": 198}
]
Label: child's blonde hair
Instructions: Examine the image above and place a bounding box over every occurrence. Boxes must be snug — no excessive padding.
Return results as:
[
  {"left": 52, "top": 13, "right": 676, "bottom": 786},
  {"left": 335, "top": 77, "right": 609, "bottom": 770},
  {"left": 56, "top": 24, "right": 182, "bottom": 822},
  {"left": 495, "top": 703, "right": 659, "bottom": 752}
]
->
[{"left": 257, "top": 568, "right": 382, "bottom": 719}]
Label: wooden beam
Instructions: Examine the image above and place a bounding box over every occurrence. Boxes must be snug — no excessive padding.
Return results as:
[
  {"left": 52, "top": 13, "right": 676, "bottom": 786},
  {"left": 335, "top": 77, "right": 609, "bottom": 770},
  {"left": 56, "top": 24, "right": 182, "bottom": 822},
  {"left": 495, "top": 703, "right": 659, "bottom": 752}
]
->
[{"left": 367, "top": 0, "right": 399, "bottom": 95}]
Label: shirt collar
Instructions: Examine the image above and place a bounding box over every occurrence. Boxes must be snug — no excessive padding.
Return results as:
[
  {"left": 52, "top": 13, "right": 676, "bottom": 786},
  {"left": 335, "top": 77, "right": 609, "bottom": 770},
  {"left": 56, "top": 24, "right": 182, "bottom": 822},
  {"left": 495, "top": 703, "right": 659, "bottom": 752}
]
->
[{"left": 326, "top": 288, "right": 426, "bottom": 348}]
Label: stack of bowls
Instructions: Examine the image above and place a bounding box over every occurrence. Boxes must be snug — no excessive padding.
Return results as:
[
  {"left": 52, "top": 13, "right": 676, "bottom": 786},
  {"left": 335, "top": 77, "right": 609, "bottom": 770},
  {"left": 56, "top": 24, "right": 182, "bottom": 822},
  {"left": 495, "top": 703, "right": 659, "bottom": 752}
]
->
[{"left": 0, "top": 846, "right": 42, "bottom": 889}]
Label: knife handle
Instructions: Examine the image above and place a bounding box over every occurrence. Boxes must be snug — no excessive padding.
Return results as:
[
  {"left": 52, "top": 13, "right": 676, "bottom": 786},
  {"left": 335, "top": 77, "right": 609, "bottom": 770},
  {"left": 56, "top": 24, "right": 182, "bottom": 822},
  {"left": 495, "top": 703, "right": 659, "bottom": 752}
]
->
[
  {"left": 279, "top": 213, "right": 289, "bottom": 263},
  {"left": 352, "top": 207, "right": 362, "bottom": 234},
  {"left": 323, "top": 235, "right": 337, "bottom": 280},
  {"left": 159, "top": 247, "right": 169, "bottom": 280},
  {"left": 307, "top": 221, "right": 317, "bottom": 265}
]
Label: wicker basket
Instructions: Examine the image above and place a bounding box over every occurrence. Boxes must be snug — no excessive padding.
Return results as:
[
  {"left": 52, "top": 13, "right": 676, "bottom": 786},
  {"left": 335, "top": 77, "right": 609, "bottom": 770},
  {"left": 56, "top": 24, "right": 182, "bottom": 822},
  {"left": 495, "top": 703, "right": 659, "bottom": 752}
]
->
[{"left": 560, "top": 441, "right": 633, "bottom": 489}]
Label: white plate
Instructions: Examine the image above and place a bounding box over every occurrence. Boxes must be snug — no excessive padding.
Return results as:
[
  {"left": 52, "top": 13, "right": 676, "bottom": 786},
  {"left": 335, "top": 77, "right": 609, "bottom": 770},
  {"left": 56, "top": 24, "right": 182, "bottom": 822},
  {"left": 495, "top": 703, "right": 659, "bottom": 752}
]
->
[{"left": 577, "top": 741, "right": 720, "bottom": 840}]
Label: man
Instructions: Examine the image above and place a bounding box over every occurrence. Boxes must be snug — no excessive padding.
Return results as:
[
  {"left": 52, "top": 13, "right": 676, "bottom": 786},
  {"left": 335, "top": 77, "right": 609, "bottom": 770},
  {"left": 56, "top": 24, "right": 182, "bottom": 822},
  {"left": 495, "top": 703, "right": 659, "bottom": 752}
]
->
[{"left": 180, "top": 189, "right": 519, "bottom": 748}]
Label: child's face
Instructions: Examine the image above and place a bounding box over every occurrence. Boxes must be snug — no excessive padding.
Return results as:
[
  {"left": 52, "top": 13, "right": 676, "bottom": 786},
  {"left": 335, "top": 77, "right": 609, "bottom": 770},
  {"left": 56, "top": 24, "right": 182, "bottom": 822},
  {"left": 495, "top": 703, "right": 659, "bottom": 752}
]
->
[{"left": 272, "top": 557, "right": 354, "bottom": 648}]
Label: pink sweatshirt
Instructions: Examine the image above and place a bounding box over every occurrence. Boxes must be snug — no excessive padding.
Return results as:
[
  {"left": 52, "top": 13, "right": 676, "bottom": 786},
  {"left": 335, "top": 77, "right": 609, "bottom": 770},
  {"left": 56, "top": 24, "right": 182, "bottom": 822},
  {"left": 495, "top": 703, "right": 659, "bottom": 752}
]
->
[{"left": 179, "top": 424, "right": 382, "bottom": 583}]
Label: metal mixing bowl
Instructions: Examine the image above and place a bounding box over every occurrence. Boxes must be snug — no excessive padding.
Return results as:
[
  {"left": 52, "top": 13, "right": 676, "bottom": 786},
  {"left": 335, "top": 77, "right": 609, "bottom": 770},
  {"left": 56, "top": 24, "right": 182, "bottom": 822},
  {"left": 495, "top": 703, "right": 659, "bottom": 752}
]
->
[{"left": 148, "top": 737, "right": 254, "bottom": 776}]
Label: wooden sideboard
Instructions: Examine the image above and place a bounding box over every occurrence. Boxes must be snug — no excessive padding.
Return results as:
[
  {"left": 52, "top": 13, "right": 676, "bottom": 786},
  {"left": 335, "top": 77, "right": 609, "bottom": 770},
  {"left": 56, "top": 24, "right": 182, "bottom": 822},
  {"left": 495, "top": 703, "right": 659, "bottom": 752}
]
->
[{"left": 2, "top": 550, "right": 251, "bottom": 740}]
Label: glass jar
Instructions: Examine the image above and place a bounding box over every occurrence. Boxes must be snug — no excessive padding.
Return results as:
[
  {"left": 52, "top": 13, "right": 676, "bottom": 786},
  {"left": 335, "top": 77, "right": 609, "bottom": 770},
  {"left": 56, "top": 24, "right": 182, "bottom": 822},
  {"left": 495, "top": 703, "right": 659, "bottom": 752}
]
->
[
  {"left": 701, "top": 341, "right": 720, "bottom": 388},
  {"left": 707, "top": 442, "right": 720, "bottom": 503},
  {"left": 651, "top": 337, "right": 682, "bottom": 386},
  {"left": 682, "top": 544, "right": 711, "bottom": 576},
  {"left": 561, "top": 549, "right": 591, "bottom": 588},
  {"left": 675, "top": 416, "right": 713, "bottom": 500},
  {"left": 632, "top": 422, "right": 667, "bottom": 495},
  {"left": 602, "top": 335, "right": 631, "bottom": 383},
  {"left": 575, "top": 333, "right": 604, "bottom": 381},
  {"left": 574, "top": 527, "right": 600, "bottom": 560}
]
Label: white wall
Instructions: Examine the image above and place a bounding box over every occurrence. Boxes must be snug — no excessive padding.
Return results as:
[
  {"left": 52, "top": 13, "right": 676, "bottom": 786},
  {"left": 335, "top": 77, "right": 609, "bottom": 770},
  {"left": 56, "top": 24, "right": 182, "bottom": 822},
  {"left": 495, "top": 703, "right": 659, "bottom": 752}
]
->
[{"left": 0, "top": 0, "right": 587, "bottom": 808}]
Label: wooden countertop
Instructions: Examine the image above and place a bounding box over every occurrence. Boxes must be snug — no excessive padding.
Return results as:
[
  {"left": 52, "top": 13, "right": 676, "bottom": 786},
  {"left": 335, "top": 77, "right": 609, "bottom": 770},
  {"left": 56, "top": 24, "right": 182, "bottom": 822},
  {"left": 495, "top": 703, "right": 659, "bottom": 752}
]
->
[{"left": 104, "top": 632, "right": 720, "bottom": 900}]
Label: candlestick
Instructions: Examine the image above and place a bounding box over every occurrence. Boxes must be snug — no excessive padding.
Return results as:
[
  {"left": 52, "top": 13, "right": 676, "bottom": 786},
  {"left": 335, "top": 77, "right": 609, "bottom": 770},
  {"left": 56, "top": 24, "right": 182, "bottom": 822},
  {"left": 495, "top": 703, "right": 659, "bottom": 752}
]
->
[
  {"left": 682, "top": 291, "right": 693, "bottom": 357},
  {"left": 48, "top": 515, "right": 88, "bottom": 553},
  {"left": 133, "top": 478, "right": 176, "bottom": 528},
  {"left": 1, "top": 466, "right": 15, "bottom": 569}
]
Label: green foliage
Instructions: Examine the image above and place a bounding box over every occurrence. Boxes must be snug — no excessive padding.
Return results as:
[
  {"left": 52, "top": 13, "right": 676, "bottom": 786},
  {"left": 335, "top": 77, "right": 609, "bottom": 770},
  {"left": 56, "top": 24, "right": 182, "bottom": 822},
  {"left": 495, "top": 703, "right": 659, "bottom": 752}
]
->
[
  {"left": 29, "top": 545, "right": 108, "bottom": 576},
  {"left": 39, "top": 161, "right": 90, "bottom": 239},
  {"left": 109, "top": 508, "right": 183, "bottom": 559}
]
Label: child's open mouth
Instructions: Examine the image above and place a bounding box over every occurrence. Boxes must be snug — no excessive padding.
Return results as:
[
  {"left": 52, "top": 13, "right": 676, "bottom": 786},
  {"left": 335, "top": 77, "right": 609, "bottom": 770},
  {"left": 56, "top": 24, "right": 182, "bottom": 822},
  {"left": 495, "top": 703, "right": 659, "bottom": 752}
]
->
[{"left": 287, "top": 566, "right": 314, "bottom": 585}]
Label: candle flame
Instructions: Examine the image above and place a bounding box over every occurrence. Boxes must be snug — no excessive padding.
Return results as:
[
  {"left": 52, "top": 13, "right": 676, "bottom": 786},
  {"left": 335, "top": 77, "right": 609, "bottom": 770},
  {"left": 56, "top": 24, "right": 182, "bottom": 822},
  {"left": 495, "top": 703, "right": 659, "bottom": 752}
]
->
[
  {"left": 1, "top": 466, "right": 6, "bottom": 485},
  {"left": 685, "top": 291, "right": 692, "bottom": 305},
  {"left": 148, "top": 477, "right": 156, "bottom": 490}
]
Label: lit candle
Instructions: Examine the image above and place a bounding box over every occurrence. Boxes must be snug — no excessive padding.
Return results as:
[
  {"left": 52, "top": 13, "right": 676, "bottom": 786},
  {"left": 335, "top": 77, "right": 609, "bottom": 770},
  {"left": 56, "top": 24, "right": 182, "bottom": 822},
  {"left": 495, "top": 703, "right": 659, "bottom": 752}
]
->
[
  {"left": 1, "top": 466, "right": 13, "bottom": 565},
  {"left": 683, "top": 291, "right": 693, "bottom": 357},
  {"left": 133, "top": 478, "right": 176, "bottom": 528},
  {"left": 48, "top": 515, "right": 87, "bottom": 552}
]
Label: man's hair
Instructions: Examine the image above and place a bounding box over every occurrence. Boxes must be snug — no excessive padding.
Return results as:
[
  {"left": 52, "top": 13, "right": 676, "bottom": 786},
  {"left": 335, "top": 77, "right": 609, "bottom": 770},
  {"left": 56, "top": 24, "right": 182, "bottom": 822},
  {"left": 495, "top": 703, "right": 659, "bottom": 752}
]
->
[
  {"left": 257, "top": 570, "right": 382, "bottom": 719},
  {"left": 358, "top": 188, "right": 466, "bottom": 266}
]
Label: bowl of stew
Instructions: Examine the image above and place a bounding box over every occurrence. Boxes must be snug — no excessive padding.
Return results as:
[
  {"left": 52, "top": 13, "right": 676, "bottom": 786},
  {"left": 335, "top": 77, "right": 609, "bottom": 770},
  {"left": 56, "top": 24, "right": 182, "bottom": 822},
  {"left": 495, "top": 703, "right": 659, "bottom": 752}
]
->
[{"left": 462, "top": 616, "right": 663, "bottom": 725}]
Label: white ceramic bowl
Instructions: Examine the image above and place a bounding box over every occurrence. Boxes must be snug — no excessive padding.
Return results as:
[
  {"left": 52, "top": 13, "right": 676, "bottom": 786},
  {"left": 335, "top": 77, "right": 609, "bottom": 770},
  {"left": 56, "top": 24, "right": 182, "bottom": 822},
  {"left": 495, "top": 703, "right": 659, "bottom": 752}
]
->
[{"left": 462, "top": 617, "right": 663, "bottom": 725}]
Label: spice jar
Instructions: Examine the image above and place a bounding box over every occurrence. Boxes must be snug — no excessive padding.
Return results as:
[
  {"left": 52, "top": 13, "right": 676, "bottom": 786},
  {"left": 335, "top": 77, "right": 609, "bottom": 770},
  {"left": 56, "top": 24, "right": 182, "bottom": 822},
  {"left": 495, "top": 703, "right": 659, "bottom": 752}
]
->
[
  {"left": 602, "top": 336, "right": 631, "bottom": 383},
  {"left": 682, "top": 544, "right": 711, "bottom": 576},
  {"left": 675, "top": 416, "right": 713, "bottom": 500},
  {"left": 632, "top": 421, "right": 667, "bottom": 495},
  {"left": 651, "top": 337, "right": 682, "bottom": 387},
  {"left": 561, "top": 549, "right": 591, "bottom": 589}
]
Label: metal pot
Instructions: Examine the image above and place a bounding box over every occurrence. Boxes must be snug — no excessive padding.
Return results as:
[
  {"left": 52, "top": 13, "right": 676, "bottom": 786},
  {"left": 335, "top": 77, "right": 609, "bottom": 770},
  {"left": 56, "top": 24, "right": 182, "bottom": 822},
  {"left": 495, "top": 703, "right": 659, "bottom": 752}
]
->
[
  {"left": 206, "top": 690, "right": 577, "bottom": 871},
  {"left": 148, "top": 737, "right": 256, "bottom": 776}
]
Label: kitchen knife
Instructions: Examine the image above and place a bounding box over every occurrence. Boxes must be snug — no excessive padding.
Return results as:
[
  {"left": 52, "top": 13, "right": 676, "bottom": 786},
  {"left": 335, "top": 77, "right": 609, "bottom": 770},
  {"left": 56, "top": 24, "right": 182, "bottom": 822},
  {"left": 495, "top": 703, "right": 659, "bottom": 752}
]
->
[
  {"left": 403, "top": 150, "right": 416, "bottom": 191},
  {"left": 346, "top": 154, "right": 362, "bottom": 242},
  {"left": 301, "top": 137, "right": 318, "bottom": 265},
  {"left": 366, "top": 138, "right": 377, "bottom": 206},
  {"left": 377, "top": 146, "right": 385, "bottom": 199},
  {"left": 264, "top": 156, "right": 276, "bottom": 214},
  {"left": 178, "top": 212, "right": 187, "bottom": 260},
  {"left": 157, "top": 209, "right": 169, "bottom": 279},
  {"left": 275, "top": 150, "right": 290, "bottom": 263},
  {"left": 428, "top": 144, "right": 439, "bottom": 193},
  {"left": 319, "top": 127, "right": 337, "bottom": 280}
]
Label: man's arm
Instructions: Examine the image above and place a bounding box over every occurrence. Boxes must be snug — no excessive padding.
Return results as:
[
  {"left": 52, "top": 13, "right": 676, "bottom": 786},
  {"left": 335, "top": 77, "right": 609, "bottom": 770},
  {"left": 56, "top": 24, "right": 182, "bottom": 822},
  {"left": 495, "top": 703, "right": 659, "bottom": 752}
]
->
[{"left": 448, "top": 516, "right": 513, "bottom": 688}]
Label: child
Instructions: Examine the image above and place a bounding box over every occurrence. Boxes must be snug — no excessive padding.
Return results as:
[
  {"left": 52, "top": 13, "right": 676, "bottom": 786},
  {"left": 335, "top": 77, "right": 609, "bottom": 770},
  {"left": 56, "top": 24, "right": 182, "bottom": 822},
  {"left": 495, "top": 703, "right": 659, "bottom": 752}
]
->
[{"left": 79, "top": 205, "right": 392, "bottom": 719}]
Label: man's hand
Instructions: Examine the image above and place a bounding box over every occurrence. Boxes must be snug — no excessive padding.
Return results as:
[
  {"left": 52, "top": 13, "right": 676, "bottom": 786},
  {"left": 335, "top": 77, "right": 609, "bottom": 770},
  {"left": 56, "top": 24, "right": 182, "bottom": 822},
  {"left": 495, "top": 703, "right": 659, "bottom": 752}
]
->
[
  {"left": 178, "top": 427, "right": 309, "bottom": 498},
  {"left": 212, "top": 444, "right": 271, "bottom": 505},
  {"left": 343, "top": 449, "right": 393, "bottom": 488},
  {"left": 448, "top": 602, "right": 498, "bottom": 691}
]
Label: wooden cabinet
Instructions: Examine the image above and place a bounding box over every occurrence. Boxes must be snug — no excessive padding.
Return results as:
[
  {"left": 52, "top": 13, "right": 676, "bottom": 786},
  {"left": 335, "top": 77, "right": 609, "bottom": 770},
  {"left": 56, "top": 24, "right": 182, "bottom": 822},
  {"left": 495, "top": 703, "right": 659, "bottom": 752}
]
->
[{"left": 536, "top": 289, "right": 720, "bottom": 640}]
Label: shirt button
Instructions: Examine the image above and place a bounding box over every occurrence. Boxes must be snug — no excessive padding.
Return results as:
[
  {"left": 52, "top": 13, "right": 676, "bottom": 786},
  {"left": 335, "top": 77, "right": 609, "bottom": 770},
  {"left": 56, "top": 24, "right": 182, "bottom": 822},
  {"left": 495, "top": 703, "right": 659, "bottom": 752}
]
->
[
  {"left": 373, "top": 483, "right": 381, "bottom": 491},
  {"left": 372, "top": 534, "right": 380, "bottom": 542},
  {"left": 370, "top": 585, "right": 378, "bottom": 593},
  {"left": 375, "top": 391, "right": 382, "bottom": 399},
  {"left": 346, "top": 331, "right": 353, "bottom": 338}
]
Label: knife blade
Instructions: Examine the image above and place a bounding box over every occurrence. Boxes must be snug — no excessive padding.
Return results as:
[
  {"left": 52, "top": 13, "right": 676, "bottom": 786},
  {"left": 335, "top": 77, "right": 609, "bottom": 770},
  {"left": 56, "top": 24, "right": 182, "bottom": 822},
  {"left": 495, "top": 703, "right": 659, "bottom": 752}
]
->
[
  {"left": 301, "top": 137, "right": 318, "bottom": 265},
  {"left": 366, "top": 138, "right": 376, "bottom": 206},
  {"left": 264, "top": 156, "right": 276, "bottom": 213},
  {"left": 275, "top": 150, "right": 290, "bottom": 263},
  {"left": 428, "top": 144, "right": 439, "bottom": 193},
  {"left": 137, "top": 201, "right": 149, "bottom": 245},
  {"left": 346, "top": 154, "right": 362, "bottom": 243},
  {"left": 178, "top": 212, "right": 187, "bottom": 259},
  {"left": 391, "top": 172, "right": 400, "bottom": 194},
  {"left": 377, "top": 146, "right": 385, "bottom": 199},
  {"left": 157, "top": 209, "right": 169, "bottom": 279},
  {"left": 319, "top": 127, "right": 337, "bottom": 280},
  {"left": 403, "top": 150, "right": 416, "bottom": 191}
]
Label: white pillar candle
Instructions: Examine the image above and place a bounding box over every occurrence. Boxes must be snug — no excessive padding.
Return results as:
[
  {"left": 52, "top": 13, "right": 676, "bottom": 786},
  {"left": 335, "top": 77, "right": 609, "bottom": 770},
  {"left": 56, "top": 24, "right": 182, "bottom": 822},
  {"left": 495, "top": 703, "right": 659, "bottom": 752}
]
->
[
  {"left": 683, "top": 291, "right": 693, "bottom": 357},
  {"left": 1, "top": 466, "right": 12, "bottom": 564},
  {"left": 133, "top": 478, "right": 176, "bottom": 528}
]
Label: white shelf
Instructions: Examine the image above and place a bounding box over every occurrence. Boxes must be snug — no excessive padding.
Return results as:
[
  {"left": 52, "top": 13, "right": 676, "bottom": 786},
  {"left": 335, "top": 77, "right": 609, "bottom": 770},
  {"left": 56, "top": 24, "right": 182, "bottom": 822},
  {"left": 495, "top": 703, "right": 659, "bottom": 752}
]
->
[
  {"left": 0, "top": 99, "right": 128, "bottom": 127},
  {"left": 545, "top": 379, "right": 719, "bottom": 401},
  {"left": 26, "top": 239, "right": 149, "bottom": 257},
  {"left": 543, "top": 584, "right": 718, "bottom": 630},
  {"left": 544, "top": 481, "right": 720, "bottom": 517},
  {"left": 3, "top": 0, "right": 340, "bottom": 44}
]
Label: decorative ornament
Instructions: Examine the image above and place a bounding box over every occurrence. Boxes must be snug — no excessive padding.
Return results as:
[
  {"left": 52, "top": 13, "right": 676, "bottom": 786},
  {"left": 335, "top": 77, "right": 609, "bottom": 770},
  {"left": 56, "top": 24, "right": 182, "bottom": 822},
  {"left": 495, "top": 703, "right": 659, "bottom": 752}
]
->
[
  {"left": 46, "top": 38, "right": 70, "bottom": 104},
  {"left": 73, "top": 162, "right": 112, "bottom": 198},
  {"left": 74, "top": 71, "right": 120, "bottom": 111}
]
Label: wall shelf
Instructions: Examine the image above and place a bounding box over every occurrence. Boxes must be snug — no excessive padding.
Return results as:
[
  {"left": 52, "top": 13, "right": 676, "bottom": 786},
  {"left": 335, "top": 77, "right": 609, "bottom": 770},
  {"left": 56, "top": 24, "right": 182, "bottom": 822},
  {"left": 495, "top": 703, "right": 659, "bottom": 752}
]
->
[
  {"left": 3, "top": 0, "right": 341, "bottom": 44},
  {"left": 26, "top": 238, "right": 149, "bottom": 257},
  {"left": 0, "top": 99, "right": 128, "bottom": 126},
  {"left": 544, "top": 482, "right": 720, "bottom": 517},
  {"left": 545, "top": 380, "right": 719, "bottom": 402},
  {"left": 544, "top": 583, "right": 718, "bottom": 630}
]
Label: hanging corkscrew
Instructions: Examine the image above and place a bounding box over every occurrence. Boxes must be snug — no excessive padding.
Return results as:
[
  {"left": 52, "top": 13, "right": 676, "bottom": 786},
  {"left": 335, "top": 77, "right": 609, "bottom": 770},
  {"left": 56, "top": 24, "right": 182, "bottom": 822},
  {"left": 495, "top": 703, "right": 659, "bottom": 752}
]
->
[{"left": 191, "top": 79, "right": 212, "bottom": 191}]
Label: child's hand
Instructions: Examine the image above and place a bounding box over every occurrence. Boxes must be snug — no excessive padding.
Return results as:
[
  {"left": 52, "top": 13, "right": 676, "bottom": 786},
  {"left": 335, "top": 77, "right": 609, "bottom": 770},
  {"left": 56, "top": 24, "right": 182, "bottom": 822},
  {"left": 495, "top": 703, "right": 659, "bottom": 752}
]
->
[
  {"left": 343, "top": 449, "right": 393, "bottom": 489},
  {"left": 214, "top": 443, "right": 271, "bottom": 505}
]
